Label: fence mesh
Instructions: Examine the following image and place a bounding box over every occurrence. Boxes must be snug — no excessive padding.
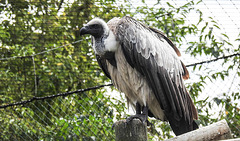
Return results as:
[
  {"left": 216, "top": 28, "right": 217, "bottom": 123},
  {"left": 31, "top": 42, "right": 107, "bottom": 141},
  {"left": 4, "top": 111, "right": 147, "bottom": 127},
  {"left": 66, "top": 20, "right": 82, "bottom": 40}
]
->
[{"left": 0, "top": 0, "right": 239, "bottom": 140}]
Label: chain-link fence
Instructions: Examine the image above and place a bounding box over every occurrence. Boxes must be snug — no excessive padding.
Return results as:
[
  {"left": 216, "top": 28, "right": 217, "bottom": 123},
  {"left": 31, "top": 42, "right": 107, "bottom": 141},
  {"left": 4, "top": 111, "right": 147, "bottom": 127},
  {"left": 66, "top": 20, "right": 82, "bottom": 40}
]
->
[{"left": 0, "top": 0, "right": 239, "bottom": 140}]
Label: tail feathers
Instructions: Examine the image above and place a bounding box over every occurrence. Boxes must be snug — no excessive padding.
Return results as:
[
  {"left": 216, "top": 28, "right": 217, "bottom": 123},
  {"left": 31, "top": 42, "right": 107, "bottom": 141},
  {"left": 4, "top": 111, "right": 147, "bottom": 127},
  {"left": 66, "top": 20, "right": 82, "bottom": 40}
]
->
[
  {"left": 186, "top": 90, "right": 198, "bottom": 120},
  {"left": 193, "top": 120, "right": 199, "bottom": 130},
  {"left": 169, "top": 119, "right": 199, "bottom": 136}
]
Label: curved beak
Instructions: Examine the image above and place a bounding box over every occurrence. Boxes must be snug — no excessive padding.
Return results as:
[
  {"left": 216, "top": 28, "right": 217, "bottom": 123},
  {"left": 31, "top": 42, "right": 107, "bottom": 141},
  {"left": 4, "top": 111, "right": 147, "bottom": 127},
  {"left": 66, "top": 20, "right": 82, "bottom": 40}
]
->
[{"left": 80, "top": 26, "right": 90, "bottom": 36}]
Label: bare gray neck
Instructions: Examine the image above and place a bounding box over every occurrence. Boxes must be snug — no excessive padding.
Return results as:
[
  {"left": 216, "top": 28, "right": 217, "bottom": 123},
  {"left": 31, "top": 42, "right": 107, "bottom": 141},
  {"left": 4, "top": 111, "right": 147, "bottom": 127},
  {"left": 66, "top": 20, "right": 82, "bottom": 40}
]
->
[
  {"left": 93, "top": 32, "right": 108, "bottom": 56},
  {"left": 94, "top": 37, "right": 106, "bottom": 56}
]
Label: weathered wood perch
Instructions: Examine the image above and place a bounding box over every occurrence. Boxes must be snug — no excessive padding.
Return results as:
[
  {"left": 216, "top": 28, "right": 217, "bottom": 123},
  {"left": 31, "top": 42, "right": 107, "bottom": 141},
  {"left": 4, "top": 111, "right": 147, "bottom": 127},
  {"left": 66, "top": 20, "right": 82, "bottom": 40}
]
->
[
  {"left": 114, "top": 119, "right": 147, "bottom": 141},
  {"left": 114, "top": 119, "right": 233, "bottom": 141},
  {"left": 166, "top": 119, "right": 232, "bottom": 141}
]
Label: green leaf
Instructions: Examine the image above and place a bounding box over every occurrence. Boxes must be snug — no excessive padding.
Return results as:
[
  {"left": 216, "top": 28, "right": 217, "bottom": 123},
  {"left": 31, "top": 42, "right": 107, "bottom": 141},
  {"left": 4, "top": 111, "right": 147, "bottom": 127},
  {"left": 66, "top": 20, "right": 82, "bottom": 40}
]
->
[
  {"left": 213, "top": 24, "right": 220, "bottom": 29},
  {"left": 166, "top": 2, "right": 174, "bottom": 8},
  {"left": 201, "top": 22, "right": 208, "bottom": 33},
  {"left": 221, "top": 33, "right": 229, "bottom": 39}
]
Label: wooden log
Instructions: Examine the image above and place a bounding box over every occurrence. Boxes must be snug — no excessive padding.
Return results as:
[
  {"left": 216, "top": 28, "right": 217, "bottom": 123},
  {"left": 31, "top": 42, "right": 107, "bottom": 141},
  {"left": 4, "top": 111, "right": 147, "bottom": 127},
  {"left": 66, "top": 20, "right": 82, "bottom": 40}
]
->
[
  {"left": 114, "top": 119, "right": 147, "bottom": 141},
  {"left": 221, "top": 139, "right": 240, "bottom": 141},
  {"left": 166, "top": 119, "right": 233, "bottom": 141}
]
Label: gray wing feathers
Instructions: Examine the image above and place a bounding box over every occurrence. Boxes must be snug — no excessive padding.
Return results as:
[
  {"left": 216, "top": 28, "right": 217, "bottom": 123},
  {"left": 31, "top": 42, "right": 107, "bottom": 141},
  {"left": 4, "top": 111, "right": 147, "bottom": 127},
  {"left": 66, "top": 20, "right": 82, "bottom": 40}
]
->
[
  {"left": 118, "top": 17, "right": 184, "bottom": 75},
  {"left": 149, "top": 27, "right": 181, "bottom": 57},
  {"left": 117, "top": 17, "right": 185, "bottom": 87}
]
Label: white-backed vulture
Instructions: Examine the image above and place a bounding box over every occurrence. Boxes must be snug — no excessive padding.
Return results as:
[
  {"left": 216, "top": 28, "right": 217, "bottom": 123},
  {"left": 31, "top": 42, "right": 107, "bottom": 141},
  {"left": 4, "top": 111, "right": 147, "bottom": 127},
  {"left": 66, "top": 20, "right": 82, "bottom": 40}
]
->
[{"left": 80, "top": 16, "right": 198, "bottom": 135}]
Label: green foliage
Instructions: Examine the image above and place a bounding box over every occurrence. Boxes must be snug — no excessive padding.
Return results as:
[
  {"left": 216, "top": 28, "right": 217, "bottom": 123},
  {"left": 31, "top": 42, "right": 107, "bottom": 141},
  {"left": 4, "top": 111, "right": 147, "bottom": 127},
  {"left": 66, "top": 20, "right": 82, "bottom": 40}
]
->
[{"left": 0, "top": 0, "right": 239, "bottom": 140}]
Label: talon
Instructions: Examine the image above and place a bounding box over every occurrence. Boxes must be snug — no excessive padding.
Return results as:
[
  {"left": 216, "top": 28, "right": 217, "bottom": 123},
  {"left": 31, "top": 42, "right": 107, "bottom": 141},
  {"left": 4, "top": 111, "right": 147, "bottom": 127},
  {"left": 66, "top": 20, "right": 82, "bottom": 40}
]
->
[{"left": 126, "top": 114, "right": 148, "bottom": 124}]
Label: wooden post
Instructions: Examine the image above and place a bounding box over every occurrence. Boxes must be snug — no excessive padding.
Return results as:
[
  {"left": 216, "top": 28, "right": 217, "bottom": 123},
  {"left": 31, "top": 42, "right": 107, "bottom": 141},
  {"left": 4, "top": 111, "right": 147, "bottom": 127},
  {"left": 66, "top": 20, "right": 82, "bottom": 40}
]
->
[
  {"left": 114, "top": 119, "right": 147, "bottom": 141},
  {"left": 166, "top": 119, "right": 233, "bottom": 141}
]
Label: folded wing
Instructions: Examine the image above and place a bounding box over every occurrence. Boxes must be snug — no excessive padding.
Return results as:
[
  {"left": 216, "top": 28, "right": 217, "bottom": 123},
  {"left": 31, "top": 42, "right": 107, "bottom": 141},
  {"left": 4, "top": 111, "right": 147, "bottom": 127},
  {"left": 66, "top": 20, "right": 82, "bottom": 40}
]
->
[{"left": 114, "top": 16, "right": 198, "bottom": 135}]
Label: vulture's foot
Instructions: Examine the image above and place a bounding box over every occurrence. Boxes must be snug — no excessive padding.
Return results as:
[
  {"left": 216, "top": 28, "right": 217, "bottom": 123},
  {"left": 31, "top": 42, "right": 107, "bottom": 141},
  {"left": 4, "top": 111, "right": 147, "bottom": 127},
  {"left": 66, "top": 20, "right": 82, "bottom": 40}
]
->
[
  {"left": 126, "top": 104, "right": 153, "bottom": 126},
  {"left": 111, "top": 115, "right": 150, "bottom": 130},
  {"left": 126, "top": 114, "right": 150, "bottom": 125}
]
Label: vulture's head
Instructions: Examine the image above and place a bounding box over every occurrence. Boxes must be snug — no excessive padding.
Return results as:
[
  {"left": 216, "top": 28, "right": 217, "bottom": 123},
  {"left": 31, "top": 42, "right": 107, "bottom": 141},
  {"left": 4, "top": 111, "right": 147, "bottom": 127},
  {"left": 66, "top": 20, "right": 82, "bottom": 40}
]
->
[
  {"left": 80, "top": 18, "right": 119, "bottom": 56},
  {"left": 80, "top": 18, "right": 109, "bottom": 38}
]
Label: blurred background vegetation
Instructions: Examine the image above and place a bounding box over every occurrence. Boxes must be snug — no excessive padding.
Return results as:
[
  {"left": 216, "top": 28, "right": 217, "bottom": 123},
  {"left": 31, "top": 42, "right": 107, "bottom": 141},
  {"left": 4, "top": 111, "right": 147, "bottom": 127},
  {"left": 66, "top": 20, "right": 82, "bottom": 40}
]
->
[{"left": 0, "top": 0, "right": 239, "bottom": 140}]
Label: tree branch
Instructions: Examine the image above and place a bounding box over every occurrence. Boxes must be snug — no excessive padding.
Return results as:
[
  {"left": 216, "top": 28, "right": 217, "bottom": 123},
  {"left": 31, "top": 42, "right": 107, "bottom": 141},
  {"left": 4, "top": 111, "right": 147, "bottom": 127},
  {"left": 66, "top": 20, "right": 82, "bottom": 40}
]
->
[{"left": 166, "top": 120, "right": 233, "bottom": 141}]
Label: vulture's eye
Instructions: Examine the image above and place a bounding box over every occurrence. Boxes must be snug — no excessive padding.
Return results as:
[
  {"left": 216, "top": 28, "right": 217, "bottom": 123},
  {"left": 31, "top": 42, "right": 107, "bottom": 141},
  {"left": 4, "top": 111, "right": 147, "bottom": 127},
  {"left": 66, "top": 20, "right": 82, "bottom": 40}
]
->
[{"left": 91, "top": 24, "right": 100, "bottom": 29}]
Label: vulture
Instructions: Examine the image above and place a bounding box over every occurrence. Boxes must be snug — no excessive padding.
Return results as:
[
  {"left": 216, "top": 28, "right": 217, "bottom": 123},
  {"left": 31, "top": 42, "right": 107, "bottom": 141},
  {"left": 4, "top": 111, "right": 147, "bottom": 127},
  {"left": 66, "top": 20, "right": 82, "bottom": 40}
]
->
[{"left": 80, "top": 16, "right": 198, "bottom": 136}]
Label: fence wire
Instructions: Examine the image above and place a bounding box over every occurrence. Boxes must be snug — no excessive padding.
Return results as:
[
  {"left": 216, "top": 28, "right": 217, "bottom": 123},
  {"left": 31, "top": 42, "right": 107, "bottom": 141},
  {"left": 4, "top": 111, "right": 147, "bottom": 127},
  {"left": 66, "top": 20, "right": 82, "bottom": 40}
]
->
[{"left": 0, "top": 0, "right": 239, "bottom": 140}]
